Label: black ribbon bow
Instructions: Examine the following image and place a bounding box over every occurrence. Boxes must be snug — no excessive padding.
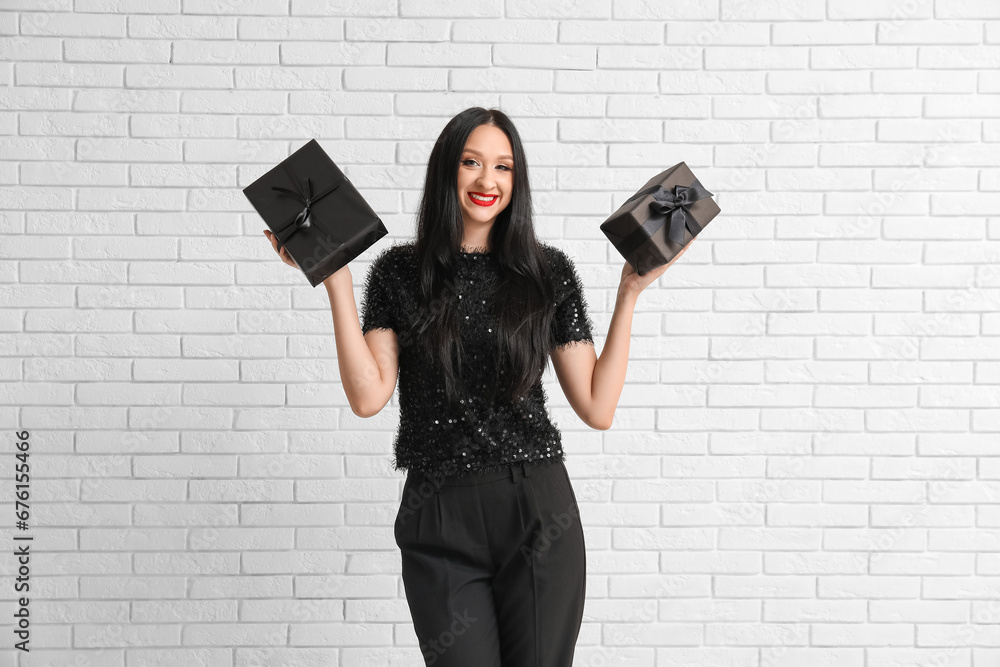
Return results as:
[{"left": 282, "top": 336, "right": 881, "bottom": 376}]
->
[
  {"left": 617, "top": 178, "right": 714, "bottom": 257},
  {"left": 269, "top": 162, "right": 343, "bottom": 249},
  {"left": 649, "top": 179, "right": 713, "bottom": 245}
]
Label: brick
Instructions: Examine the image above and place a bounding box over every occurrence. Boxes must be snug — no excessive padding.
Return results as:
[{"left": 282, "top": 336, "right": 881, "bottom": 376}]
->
[
  {"left": 599, "top": 45, "right": 701, "bottom": 69},
  {"left": 721, "top": 0, "right": 823, "bottom": 20},
  {"left": 615, "top": 0, "right": 717, "bottom": 20},
  {"left": 773, "top": 21, "right": 877, "bottom": 44},
  {"left": 561, "top": 19, "right": 660, "bottom": 44},
  {"left": 811, "top": 45, "right": 917, "bottom": 69},
  {"left": 706, "top": 46, "right": 809, "bottom": 70},
  {"left": 386, "top": 42, "right": 490, "bottom": 67},
  {"left": 508, "top": 0, "right": 610, "bottom": 18},
  {"left": 829, "top": 0, "right": 932, "bottom": 19},
  {"left": 494, "top": 43, "right": 596, "bottom": 70},
  {"left": 399, "top": 0, "right": 502, "bottom": 17},
  {"left": 877, "top": 18, "right": 981, "bottom": 43},
  {"left": 347, "top": 18, "right": 450, "bottom": 41}
]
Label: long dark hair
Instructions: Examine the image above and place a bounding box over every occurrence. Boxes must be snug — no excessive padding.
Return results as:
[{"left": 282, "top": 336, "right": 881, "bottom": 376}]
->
[{"left": 412, "top": 107, "right": 555, "bottom": 406}]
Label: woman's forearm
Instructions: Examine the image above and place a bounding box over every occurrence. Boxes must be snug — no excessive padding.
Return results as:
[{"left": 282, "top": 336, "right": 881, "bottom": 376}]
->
[
  {"left": 589, "top": 288, "right": 638, "bottom": 429},
  {"left": 323, "top": 266, "right": 384, "bottom": 416}
]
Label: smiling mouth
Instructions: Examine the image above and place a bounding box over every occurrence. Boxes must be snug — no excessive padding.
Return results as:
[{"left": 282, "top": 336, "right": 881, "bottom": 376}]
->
[{"left": 468, "top": 192, "right": 498, "bottom": 206}]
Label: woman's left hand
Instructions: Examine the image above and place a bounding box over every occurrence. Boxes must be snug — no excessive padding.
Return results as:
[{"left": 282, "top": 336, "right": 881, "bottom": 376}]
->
[{"left": 619, "top": 236, "right": 696, "bottom": 297}]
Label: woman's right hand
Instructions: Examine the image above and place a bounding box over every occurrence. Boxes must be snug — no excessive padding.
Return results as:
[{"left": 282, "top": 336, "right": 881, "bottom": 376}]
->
[{"left": 263, "top": 229, "right": 299, "bottom": 269}]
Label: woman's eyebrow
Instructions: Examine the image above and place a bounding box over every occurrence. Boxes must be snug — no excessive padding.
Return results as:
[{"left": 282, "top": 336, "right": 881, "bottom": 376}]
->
[{"left": 464, "top": 148, "right": 513, "bottom": 160}]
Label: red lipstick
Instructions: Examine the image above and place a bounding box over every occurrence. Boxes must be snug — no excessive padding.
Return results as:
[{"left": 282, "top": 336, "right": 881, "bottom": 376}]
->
[{"left": 467, "top": 191, "right": 498, "bottom": 207}]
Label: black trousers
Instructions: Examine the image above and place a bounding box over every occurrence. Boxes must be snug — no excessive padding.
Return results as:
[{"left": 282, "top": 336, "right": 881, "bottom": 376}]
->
[{"left": 394, "top": 457, "right": 587, "bottom": 667}]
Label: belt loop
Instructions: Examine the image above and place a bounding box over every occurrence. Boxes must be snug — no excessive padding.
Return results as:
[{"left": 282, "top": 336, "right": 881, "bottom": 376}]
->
[
  {"left": 509, "top": 463, "right": 521, "bottom": 483},
  {"left": 522, "top": 461, "right": 532, "bottom": 478}
]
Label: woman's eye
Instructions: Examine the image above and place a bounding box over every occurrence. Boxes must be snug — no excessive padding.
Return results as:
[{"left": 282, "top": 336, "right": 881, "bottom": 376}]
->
[{"left": 461, "top": 159, "right": 511, "bottom": 171}]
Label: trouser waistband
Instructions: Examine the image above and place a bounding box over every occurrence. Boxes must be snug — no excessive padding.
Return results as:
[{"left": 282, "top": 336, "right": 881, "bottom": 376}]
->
[{"left": 406, "top": 457, "right": 556, "bottom": 494}]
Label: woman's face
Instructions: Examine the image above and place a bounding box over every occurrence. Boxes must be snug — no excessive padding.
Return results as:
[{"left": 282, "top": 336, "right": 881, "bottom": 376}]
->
[{"left": 456, "top": 124, "right": 514, "bottom": 233}]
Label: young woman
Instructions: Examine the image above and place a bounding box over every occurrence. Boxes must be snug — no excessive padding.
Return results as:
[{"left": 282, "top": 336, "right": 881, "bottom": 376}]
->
[{"left": 265, "top": 107, "right": 692, "bottom": 666}]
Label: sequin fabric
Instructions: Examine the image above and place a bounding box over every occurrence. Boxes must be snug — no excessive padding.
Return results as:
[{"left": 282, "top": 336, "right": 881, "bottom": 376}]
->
[{"left": 359, "top": 241, "right": 596, "bottom": 479}]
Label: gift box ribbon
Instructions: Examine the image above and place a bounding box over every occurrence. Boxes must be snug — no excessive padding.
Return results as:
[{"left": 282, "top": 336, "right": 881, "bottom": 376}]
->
[
  {"left": 617, "top": 179, "right": 714, "bottom": 257},
  {"left": 269, "top": 162, "right": 345, "bottom": 249}
]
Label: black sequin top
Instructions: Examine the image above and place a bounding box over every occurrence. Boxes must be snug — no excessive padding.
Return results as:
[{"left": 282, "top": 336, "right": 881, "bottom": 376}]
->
[{"left": 359, "top": 241, "right": 596, "bottom": 479}]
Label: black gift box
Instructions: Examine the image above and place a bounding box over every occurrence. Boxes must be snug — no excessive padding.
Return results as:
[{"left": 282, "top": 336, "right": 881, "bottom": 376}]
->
[
  {"left": 243, "top": 139, "right": 388, "bottom": 287},
  {"left": 600, "top": 162, "right": 720, "bottom": 276}
]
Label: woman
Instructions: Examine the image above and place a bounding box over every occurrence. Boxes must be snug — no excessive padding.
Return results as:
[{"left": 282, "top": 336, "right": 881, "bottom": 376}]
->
[{"left": 265, "top": 107, "right": 692, "bottom": 666}]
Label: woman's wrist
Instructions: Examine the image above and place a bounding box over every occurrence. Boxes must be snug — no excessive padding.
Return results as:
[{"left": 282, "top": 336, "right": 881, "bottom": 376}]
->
[
  {"left": 323, "top": 264, "right": 351, "bottom": 292},
  {"left": 616, "top": 285, "right": 640, "bottom": 307}
]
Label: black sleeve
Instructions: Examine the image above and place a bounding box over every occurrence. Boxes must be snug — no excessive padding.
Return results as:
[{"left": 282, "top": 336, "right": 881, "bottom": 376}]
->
[
  {"left": 360, "top": 245, "right": 398, "bottom": 335},
  {"left": 549, "top": 246, "right": 595, "bottom": 350}
]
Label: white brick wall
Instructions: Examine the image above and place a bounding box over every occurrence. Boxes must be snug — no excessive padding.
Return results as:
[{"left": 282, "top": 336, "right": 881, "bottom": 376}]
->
[{"left": 4, "top": 1, "right": 999, "bottom": 665}]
